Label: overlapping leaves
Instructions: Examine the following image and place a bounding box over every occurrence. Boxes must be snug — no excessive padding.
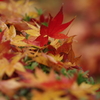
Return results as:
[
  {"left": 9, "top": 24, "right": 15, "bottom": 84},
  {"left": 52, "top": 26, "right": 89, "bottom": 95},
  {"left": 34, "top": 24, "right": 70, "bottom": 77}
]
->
[{"left": 0, "top": 1, "right": 99, "bottom": 100}]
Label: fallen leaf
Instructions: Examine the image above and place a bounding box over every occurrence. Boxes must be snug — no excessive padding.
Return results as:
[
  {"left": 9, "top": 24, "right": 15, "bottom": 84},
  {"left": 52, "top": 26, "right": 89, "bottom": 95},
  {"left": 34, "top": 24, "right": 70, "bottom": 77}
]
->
[
  {"left": 24, "top": 22, "right": 40, "bottom": 37},
  {"left": 0, "top": 79, "right": 23, "bottom": 97},
  {"left": 32, "top": 90, "right": 69, "bottom": 100},
  {"left": 36, "top": 7, "right": 75, "bottom": 46}
]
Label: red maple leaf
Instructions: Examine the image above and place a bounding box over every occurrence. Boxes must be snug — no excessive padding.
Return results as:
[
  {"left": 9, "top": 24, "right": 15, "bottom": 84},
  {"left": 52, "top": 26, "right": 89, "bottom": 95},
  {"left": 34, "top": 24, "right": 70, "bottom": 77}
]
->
[{"left": 36, "top": 7, "right": 75, "bottom": 47}]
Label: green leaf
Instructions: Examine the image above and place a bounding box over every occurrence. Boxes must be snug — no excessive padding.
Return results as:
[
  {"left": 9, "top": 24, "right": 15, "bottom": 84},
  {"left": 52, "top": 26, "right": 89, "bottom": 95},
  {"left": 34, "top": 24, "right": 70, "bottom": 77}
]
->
[
  {"left": 31, "top": 62, "right": 39, "bottom": 70},
  {"left": 25, "top": 62, "right": 38, "bottom": 70},
  {"left": 24, "top": 56, "right": 28, "bottom": 62},
  {"left": 19, "top": 46, "right": 25, "bottom": 49},
  {"left": 25, "top": 65, "right": 31, "bottom": 69},
  {"left": 77, "top": 70, "right": 95, "bottom": 85},
  {"left": 41, "top": 22, "right": 48, "bottom": 26},
  {"left": 0, "top": 29, "right": 2, "bottom": 32},
  {"left": 89, "top": 77, "right": 95, "bottom": 84},
  {"left": 40, "top": 64, "right": 50, "bottom": 73},
  {"left": 67, "top": 69, "right": 77, "bottom": 75},
  {"left": 83, "top": 70, "right": 89, "bottom": 76},
  {"left": 18, "top": 89, "right": 28, "bottom": 96},
  {"left": 61, "top": 68, "right": 77, "bottom": 77},
  {"left": 43, "top": 48, "right": 48, "bottom": 53},
  {"left": 77, "top": 70, "right": 89, "bottom": 85},
  {"left": 25, "top": 34, "right": 30, "bottom": 39},
  {"left": 61, "top": 68, "right": 67, "bottom": 76},
  {"left": 77, "top": 74, "right": 87, "bottom": 85},
  {"left": 17, "top": 89, "right": 32, "bottom": 100},
  {"left": 23, "top": 14, "right": 31, "bottom": 22},
  {"left": 35, "top": 8, "right": 43, "bottom": 15}
]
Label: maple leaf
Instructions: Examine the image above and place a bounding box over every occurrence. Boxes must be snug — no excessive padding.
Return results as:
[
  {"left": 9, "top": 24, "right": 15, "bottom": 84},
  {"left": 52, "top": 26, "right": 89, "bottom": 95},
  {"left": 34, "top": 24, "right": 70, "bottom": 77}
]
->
[
  {"left": 0, "top": 53, "right": 26, "bottom": 78},
  {"left": 23, "top": 22, "right": 40, "bottom": 37},
  {"left": 23, "top": 36, "right": 40, "bottom": 46},
  {"left": 17, "top": 69, "right": 56, "bottom": 88},
  {"left": 0, "top": 79, "right": 23, "bottom": 97},
  {"left": 49, "top": 36, "right": 81, "bottom": 65},
  {"left": 42, "top": 77, "right": 75, "bottom": 90},
  {"left": 32, "top": 90, "right": 69, "bottom": 100},
  {"left": 17, "top": 68, "right": 75, "bottom": 90},
  {"left": 56, "top": 35, "right": 75, "bottom": 54},
  {"left": 0, "top": 22, "right": 18, "bottom": 42},
  {"left": 8, "top": 25, "right": 16, "bottom": 39},
  {"left": 0, "top": 29, "right": 13, "bottom": 60},
  {"left": 11, "top": 35, "right": 27, "bottom": 46},
  {"left": 33, "top": 53, "right": 65, "bottom": 71},
  {"left": 67, "top": 47, "right": 81, "bottom": 65},
  {"left": 48, "top": 54, "right": 63, "bottom": 62},
  {"left": 0, "top": 1, "right": 99, "bottom": 99},
  {"left": 0, "top": 41, "right": 11, "bottom": 58},
  {"left": 36, "top": 7, "right": 75, "bottom": 47},
  {"left": 13, "top": 21, "right": 30, "bottom": 31},
  {"left": 71, "top": 82, "right": 100, "bottom": 99},
  {"left": 40, "top": 14, "right": 50, "bottom": 25},
  {"left": 28, "top": 47, "right": 80, "bottom": 71},
  {"left": 0, "top": 23, "right": 28, "bottom": 46},
  {"left": 2, "top": 25, "right": 16, "bottom": 41},
  {"left": 0, "top": 22, "right": 10, "bottom": 40},
  {"left": 47, "top": 45, "right": 57, "bottom": 55}
]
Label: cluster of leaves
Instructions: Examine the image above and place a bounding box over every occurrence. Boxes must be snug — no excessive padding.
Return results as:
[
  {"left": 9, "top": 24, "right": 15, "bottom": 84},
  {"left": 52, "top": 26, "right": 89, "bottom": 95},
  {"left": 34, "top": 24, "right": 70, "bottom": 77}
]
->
[{"left": 0, "top": 0, "right": 99, "bottom": 100}]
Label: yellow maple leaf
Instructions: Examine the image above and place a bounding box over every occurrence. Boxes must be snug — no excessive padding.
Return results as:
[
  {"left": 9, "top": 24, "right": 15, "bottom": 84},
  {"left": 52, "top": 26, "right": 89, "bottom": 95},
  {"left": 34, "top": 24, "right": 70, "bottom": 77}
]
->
[
  {"left": 0, "top": 22, "right": 16, "bottom": 40},
  {"left": 33, "top": 53, "right": 64, "bottom": 71},
  {"left": 0, "top": 22, "right": 9, "bottom": 41},
  {"left": 11, "top": 35, "right": 27, "bottom": 46},
  {"left": 0, "top": 54, "right": 26, "bottom": 78},
  {"left": 9, "top": 25, "right": 16, "bottom": 39},
  {"left": 0, "top": 24, "right": 27, "bottom": 46},
  {"left": 8, "top": 25, "right": 28, "bottom": 46},
  {"left": 4, "top": 25, "right": 16, "bottom": 41},
  {"left": 32, "top": 90, "right": 69, "bottom": 100},
  {"left": 24, "top": 22, "right": 40, "bottom": 37},
  {"left": 71, "top": 82, "right": 100, "bottom": 99},
  {"left": 17, "top": 68, "right": 56, "bottom": 88},
  {"left": 49, "top": 54, "right": 63, "bottom": 62}
]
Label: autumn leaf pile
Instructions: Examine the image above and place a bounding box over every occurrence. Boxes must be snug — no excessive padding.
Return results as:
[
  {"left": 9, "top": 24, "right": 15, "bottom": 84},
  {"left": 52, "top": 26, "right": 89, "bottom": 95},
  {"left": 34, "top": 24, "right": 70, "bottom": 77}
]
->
[{"left": 0, "top": 0, "right": 100, "bottom": 100}]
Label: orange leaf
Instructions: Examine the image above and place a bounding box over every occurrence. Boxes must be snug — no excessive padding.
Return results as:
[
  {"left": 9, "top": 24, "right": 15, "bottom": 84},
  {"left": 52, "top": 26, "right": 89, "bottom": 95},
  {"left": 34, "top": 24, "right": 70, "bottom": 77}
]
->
[
  {"left": 0, "top": 79, "right": 23, "bottom": 97},
  {"left": 56, "top": 36, "right": 75, "bottom": 54}
]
